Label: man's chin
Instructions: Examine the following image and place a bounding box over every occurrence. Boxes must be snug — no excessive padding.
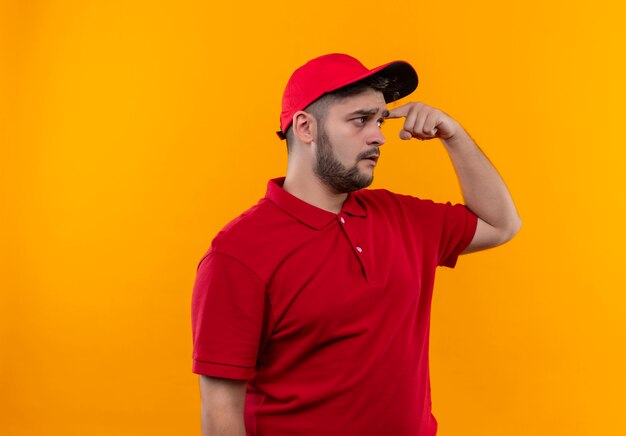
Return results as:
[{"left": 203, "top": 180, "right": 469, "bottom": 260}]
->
[
  {"left": 358, "top": 168, "right": 375, "bottom": 188},
  {"left": 321, "top": 175, "right": 373, "bottom": 194},
  {"left": 351, "top": 174, "right": 374, "bottom": 192}
]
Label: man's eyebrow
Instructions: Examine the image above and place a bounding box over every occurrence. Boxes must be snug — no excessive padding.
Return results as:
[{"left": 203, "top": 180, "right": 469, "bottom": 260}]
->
[{"left": 347, "top": 108, "right": 390, "bottom": 117}]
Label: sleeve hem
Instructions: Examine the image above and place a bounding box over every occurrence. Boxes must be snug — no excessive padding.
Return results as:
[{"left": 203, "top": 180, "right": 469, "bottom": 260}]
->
[
  {"left": 441, "top": 210, "right": 478, "bottom": 269},
  {"left": 192, "top": 359, "right": 256, "bottom": 381}
]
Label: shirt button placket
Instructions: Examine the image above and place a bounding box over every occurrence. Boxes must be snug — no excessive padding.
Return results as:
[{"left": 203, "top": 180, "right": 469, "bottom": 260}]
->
[{"left": 338, "top": 213, "right": 370, "bottom": 280}]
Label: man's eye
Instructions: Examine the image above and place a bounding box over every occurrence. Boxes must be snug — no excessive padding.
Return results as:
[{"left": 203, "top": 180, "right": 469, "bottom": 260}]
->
[{"left": 353, "top": 116, "right": 384, "bottom": 127}]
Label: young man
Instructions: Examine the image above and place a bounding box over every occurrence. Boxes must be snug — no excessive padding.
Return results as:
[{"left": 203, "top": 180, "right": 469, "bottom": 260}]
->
[{"left": 191, "top": 53, "right": 521, "bottom": 436}]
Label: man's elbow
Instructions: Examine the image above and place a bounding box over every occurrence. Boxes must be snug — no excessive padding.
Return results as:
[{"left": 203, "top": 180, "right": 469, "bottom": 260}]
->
[{"left": 500, "top": 216, "right": 522, "bottom": 244}]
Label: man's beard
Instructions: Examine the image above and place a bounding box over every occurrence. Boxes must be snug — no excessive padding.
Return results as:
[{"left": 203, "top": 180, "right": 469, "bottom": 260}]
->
[{"left": 313, "top": 127, "right": 378, "bottom": 194}]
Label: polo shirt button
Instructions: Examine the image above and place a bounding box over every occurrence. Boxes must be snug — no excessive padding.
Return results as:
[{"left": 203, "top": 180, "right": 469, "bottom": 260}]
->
[
  {"left": 356, "top": 246, "right": 363, "bottom": 253},
  {"left": 340, "top": 217, "right": 346, "bottom": 224}
]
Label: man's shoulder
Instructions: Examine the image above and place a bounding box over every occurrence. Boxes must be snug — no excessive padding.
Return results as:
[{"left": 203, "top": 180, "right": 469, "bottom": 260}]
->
[
  {"left": 354, "top": 188, "right": 462, "bottom": 228},
  {"left": 212, "top": 198, "right": 283, "bottom": 248},
  {"left": 355, "top": 187, "right": 437, "bottom": 209},
  {"left": 206, "top": 191, "right": 332, "bottom": 283}
]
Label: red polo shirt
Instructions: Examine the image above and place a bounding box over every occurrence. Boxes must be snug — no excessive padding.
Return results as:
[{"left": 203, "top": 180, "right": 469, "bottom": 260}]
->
[{"left": 192, "top": 178, "right": 477, "bottom": 436}]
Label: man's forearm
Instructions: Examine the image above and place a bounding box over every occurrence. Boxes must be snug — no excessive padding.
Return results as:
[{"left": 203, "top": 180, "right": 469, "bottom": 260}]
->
[{"left": 442, "top": 126, "right": 521, "bottom": 238}]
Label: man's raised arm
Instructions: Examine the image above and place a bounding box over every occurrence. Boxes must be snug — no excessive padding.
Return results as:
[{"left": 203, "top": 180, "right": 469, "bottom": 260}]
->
[{"left": 387, "top": 102, "right": 522, "bottom": 253}]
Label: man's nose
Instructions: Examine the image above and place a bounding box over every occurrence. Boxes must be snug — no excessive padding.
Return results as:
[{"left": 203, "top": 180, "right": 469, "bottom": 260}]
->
[{"left": 367, "top": 126, "right": 386, "bottom": 146}]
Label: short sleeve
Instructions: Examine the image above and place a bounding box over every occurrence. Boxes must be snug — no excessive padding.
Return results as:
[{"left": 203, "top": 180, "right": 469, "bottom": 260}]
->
[
  {"left": 191, "top": 251, "right": 266, "bottom": 380},
  {"left": 437, "top": 202, "right": 478, "bottom": 268}
]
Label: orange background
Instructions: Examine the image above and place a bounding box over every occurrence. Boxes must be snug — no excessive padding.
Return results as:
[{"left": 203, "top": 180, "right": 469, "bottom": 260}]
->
[{"left": 2, "top": 1, "right": 625, "bottom": 435}]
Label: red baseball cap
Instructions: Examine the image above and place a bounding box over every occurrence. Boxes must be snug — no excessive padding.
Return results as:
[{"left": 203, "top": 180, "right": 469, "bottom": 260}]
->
[{"left": 277, "top": 53, "right": 418, "bottom": 140}]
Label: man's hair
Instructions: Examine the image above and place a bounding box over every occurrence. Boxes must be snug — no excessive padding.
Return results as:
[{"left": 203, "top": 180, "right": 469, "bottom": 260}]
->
[{"left": 285, "top": 75, "right": 401, "bottom": 150}]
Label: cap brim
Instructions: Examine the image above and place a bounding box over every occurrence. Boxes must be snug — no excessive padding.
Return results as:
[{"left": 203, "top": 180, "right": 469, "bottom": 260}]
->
[
  {"left": 318, "top": 60, "right": 418, "bottom": 105},
  {"left": 366, "top": 60, "right": 419, "bottom": 103}
]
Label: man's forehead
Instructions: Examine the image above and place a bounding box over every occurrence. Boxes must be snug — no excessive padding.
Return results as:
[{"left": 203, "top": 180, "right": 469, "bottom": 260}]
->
[{"left": 328, "top": 89, "right": 388, "bottom": 115}]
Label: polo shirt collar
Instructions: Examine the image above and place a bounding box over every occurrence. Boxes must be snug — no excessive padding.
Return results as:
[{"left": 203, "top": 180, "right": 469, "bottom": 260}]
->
[{"left": 266, "top": 177, "right": 367, "bottom": 230}]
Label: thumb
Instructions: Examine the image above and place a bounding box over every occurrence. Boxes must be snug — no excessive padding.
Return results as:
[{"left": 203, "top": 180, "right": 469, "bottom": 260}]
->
[{"left": 399, "top": 129, "right": 412, "bottom": 140}]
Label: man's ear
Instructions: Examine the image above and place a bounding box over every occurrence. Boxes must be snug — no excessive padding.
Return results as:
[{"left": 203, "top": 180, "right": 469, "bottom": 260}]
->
[{"left": 292, "top": 111, "right": 317, "bottom": 144}]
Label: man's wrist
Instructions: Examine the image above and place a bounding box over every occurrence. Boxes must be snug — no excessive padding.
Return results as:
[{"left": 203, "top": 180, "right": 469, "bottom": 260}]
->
[{"left": 441, "top": 125, "right": 471, "bottom": 149}]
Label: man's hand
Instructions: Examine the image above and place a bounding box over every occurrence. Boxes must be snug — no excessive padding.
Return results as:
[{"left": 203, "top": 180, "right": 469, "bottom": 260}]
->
[{"left": 387, "top": 102, "right": 461, "bottom": 141}]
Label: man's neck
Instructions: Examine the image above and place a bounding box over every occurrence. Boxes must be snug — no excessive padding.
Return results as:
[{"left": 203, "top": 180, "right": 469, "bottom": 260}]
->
[{"left": 282, "top": 173, "right": 348, "bottom": 215}]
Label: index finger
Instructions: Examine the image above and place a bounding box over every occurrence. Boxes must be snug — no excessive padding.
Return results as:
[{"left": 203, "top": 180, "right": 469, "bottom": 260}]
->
[{"left": 386, "top": 103, "right": 411, "bottom": 119}]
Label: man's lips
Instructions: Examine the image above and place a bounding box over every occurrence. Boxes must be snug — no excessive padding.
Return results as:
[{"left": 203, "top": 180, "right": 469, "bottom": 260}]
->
[
  {"left": 362, "top": 154, "right": 379, "bottom": 163},
  {"left": 358, "top": 148, "right": 380, "bottom": 165}
]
